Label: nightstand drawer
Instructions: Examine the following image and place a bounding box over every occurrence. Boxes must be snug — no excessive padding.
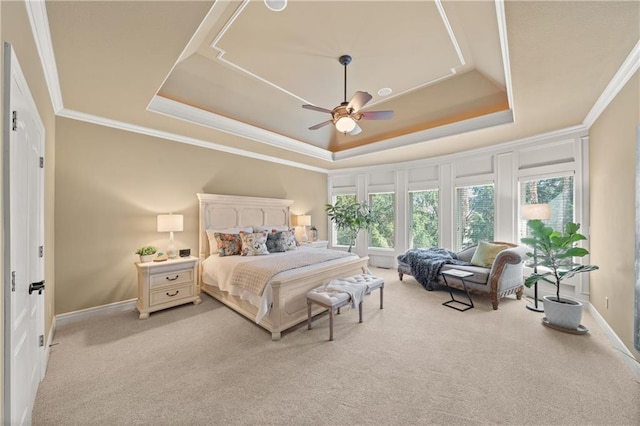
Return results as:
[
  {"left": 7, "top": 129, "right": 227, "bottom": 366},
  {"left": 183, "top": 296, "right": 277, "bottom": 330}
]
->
[
  {"left": 149, "top": 283, "right": 194, "bottom": 306},
  {"left": 149, "top": 269, "right": 193, "bottom": 289}
]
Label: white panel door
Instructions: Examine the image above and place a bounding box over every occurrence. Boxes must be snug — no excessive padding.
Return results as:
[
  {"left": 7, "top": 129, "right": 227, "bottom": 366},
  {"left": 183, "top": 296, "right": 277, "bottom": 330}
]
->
[{"left": 4, "top": 43, "right": 45, "bottom": 425}]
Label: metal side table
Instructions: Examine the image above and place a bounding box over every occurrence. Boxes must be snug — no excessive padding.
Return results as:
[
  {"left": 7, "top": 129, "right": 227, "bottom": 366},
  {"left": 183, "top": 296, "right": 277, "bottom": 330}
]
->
[{"left": 441, "top": 269, "right": 474, "bottom": 312}]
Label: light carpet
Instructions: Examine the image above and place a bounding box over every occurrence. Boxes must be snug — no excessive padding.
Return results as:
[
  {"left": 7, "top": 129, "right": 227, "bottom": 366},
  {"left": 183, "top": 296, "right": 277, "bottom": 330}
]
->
[{"left": 33, "top": 267, "right": 640, "bottom": 425}]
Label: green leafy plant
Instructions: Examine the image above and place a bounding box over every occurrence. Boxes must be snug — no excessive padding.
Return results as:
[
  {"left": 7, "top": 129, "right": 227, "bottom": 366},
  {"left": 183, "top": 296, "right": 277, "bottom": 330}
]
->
[
  {"left": 520, "top": 220, "right": 598, "bottom": 301},
  {"left": 135, "top": 245, "right": 157, "bottom": 256},
  {"left": 325, "top": 200, "right": 376, "bottom": 252}
]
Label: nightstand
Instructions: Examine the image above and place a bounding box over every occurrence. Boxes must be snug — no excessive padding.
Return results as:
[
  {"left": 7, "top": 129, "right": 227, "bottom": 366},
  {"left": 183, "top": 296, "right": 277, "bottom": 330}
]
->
[
  {"left": 300, "top": 240, "right": 329, "bottom": 249},
  {"left": 135, "top": 256, "right": 201, "bottom": 319}
]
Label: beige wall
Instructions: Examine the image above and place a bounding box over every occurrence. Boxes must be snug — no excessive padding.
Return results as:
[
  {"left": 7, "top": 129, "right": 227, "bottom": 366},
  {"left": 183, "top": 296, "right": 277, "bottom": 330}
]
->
[
  {"left": 1, "top": 0, "right": 57, "bottom": 419},
  {"left": 54, "top": 117, "right": 327, "bottom": 314},
  {"left": 589, "top": 71, "right": 639, "bottom": 356}
]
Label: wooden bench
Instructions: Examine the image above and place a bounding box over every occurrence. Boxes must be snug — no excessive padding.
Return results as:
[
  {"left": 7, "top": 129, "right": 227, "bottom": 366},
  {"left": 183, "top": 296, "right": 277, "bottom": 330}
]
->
[{"left": 306, "top": 274, "right": 384, "bottom": 341}]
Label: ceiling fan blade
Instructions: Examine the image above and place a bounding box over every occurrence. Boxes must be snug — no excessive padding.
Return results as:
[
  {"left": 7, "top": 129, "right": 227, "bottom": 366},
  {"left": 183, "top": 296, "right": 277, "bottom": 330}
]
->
[
  {"left": 348, "top": 123, "right": 362, "bottom": 136},
  {"left": 302, "top": 104, "right": 333, "bottom": 114},
  {"left": 308, "top": 120, "right": 333, "bottom": 130},
  {"left": 346, "top": 91, "right": 373, "bottom": 112},
  {"left": 360, "top": 110, "right": 394, "bottom": 120}
]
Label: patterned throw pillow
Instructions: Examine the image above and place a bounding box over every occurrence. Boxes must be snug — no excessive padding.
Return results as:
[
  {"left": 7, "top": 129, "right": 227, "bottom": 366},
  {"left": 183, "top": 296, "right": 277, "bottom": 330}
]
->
[
  {"left": 214, "top": 233, "right": 243, "bottom": 257},
  {"left": 281, "top": 229, "right": 298, "bottom": 251},
  {"left": 266, "top": 231, "right": 287, "bottom": 253},
  {"left": 240, "top": 232, "right": 269, "bottom": 256}
]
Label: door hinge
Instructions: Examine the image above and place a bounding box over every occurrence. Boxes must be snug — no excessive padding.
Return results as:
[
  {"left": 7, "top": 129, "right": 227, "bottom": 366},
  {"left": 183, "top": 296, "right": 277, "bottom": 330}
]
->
[
  {"left": 39, "top": 246, "right": 44, "bottom": 258},
  {"left": 11, "top": 111, "right": 18, "bottom": 131},
  {"left": 39, "top": 335, "right": 44, "bottom": 347},
  {"left": 40, "top": 157, "right": 44, "bottom": 168},
  {"left": 11, "top": 271, "right": 16, "bottom": 292}
]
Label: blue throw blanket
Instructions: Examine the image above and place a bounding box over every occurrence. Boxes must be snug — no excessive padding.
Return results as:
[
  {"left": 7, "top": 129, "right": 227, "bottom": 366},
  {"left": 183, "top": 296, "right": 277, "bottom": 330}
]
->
[{"left": 397, "top": 248, "right": 471, "bottom": 291}]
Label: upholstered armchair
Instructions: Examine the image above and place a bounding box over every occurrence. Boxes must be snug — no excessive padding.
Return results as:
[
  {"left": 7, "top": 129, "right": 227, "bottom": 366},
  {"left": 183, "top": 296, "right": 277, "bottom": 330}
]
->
[{"left": 397, "top": 242, "right": 527, "bottom": 310}]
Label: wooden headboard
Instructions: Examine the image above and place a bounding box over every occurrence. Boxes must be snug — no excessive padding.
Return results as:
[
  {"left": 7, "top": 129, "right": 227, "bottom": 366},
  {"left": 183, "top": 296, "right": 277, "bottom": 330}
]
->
[{"left": 196, "top": 193, "right": 293, "bottom": 260}]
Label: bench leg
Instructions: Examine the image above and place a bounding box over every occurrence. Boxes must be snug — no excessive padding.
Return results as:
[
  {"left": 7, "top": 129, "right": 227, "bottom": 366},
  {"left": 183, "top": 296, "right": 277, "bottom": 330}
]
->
[
  {"left": 329, "top": 308, "right": 335, "bottom": 341},
  {"left": 307, "top": 300, "right": 312, "bottom": 330},
  {"left": 358, "top": 301, "right": 363, "bottom": 323},
  {"left": 380, "top": 284, "right": 384, "bottom": 309}
]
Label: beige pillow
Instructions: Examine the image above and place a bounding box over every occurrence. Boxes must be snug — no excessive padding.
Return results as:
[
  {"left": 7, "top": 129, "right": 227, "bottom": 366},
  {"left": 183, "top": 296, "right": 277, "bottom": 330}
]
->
[{"left": 470, "top": 241, "right": 510, "bottom": 268}]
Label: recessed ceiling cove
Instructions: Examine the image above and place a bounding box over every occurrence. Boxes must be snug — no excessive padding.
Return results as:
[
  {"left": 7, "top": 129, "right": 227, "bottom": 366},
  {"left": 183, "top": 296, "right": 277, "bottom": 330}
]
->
[{"left": 154, "top": 0, "right": 511, "bottom": 158}]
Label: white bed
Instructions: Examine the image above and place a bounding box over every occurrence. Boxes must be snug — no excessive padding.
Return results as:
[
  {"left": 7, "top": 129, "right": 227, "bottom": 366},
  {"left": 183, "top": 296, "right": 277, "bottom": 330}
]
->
[{"left": 197, "top": 193, "right": 370, "bottom": 340}]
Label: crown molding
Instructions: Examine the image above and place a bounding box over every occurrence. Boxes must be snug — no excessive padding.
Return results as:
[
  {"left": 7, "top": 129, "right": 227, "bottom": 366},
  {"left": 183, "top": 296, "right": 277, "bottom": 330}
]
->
[
  {"left": 495, "top": 0, "right": 515, "bottom": 118},
  {"left": 25, "top": 0, "right": 63, "bottom": 113},
  {"left": 57, "top": 107, "right": 328, "bottom": 174},
  {"left": 147, "top": 96, "right": 334, "bottom": 161},
  {"left": 329, "top": 124, "right": 588, "bottom": 176},
  {"left": 583, "top": 39, "right": 640, "bottom": 128},
  {"left": 333, "top": 109, "right": 514, "bottom": 161}
]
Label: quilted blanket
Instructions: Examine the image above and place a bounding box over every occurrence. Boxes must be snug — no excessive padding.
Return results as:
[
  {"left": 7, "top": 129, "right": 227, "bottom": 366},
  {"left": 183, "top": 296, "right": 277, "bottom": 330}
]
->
[
  {"left": 231, "top": 249, "right": 354, "bottom": 296},
  {"left": 397, "top": 248, "right": 470, "bottom": 291}
]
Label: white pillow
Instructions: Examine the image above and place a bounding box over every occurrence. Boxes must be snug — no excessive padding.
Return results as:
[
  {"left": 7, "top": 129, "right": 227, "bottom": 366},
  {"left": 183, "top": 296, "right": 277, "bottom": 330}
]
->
[
  {"left": 206, "top": 227, "right": 253, "bottom": 254},
  {"left": 252, "top": 225, "right": 290, "bottom": 233}
]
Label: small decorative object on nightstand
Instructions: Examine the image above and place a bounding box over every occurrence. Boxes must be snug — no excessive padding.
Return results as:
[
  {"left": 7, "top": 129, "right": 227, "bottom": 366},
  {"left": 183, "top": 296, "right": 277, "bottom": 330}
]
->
[
  {"left": 135, "top": 256, "right": 200, "bottom": 319},
  {"left": 309, "top": 226, "right": 318, "bottom": 242},
  {"left": 135, "top": 245, "right": 157, "bottom": 263}
]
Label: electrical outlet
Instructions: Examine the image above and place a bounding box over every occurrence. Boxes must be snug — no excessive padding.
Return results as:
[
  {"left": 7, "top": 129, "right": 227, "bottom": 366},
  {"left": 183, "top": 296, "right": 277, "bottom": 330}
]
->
[{"left": 605, "top": 297, "right": 609, "bottom": 309}]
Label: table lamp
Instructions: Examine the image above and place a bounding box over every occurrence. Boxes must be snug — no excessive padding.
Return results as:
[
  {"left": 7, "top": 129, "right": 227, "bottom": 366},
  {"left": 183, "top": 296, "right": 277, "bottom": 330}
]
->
[
  {"left": 521, "top": 203, "right": 550, "bottom": 312},
  {"left": 296, "top": 214, "right": 311, "bottom": 243},
  {"left": 157, "top": 213, "right": 183, "bottom": 259}
]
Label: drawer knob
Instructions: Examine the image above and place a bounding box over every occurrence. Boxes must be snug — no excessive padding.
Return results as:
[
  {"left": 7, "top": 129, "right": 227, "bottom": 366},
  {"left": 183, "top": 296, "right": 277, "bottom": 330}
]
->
[
  {"left": 166, "top": 275, "right": 179, "bottom": 281},
  {"left": 166, "top": 290, "right": 180, "bottom": 297}
]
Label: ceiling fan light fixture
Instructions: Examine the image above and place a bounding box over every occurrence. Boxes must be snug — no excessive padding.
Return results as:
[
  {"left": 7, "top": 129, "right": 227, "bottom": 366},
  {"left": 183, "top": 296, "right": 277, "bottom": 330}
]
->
[{"left": 335, "top": 116, "right": 356, "bottom": 133}]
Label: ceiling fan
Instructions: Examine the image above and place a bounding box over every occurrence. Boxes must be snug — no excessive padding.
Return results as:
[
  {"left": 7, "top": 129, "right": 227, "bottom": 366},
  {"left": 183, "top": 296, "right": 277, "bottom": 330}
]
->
[{"left": 302, "top": 55, "right": 394, "bottom": 135}]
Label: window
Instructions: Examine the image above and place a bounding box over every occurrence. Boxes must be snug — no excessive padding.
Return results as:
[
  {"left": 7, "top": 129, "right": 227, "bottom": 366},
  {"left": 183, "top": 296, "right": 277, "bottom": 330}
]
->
[
  {"left": 519, "top": 175, "right": 574, "bottom": 240},
  {"left": 332, "top": 194, "right": 356, "bottom": 246},
  {"left": 409, "top": 189, "right": 439, "bottom": 249},
  {"left": 368, "top": 192, "right": 395, "bottom": 248},
  {"left": 454, "top": 184, "right": 494, "bottom": 251}
]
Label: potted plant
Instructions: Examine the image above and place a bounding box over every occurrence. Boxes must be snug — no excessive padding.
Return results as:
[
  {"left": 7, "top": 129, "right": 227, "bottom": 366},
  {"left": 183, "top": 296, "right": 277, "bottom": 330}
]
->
[
  {"left": 135, "top": 245, "right": 157, "bottom": 263},
  {"left": 325, "top": 200, "right": 376, "bottom": 253},
  {"left": 521, "top": 220, "right": 599, "bottom": 330}
]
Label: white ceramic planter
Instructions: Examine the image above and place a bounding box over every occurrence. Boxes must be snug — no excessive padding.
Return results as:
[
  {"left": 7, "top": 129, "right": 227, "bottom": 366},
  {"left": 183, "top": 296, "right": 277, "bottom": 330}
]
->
[
  {"left": 139, "top": 254, "right": 154, "bottom": 263},
  {"left": 543, "top": 295, "right": 583, "bottom": 330}
]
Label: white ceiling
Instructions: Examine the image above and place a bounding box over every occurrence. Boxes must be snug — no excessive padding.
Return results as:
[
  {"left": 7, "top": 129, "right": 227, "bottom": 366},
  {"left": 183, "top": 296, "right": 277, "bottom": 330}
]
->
[{"left": 43, "top": 0, "right": 639, "bottom": 170}]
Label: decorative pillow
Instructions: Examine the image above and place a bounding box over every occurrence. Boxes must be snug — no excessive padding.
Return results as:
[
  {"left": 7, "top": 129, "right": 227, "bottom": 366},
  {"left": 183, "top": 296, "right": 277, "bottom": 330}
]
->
[
  {"left": 281, "top": 229, "right": 298, "bottom": 251},
  {"left": 207, "top": 227, "right": 253, "bottom": 253},
  {"left": 266, "top": 231, "right": 287, "bottom": 253},
  {"left": 214, "top": 232, "right": 243, "bottom": 257},
  {"left": 240, "top": 232, "right": 269, "bottom": 256},
  {"left": 470, "top": 241, "right": 510, "bottom": 268}
]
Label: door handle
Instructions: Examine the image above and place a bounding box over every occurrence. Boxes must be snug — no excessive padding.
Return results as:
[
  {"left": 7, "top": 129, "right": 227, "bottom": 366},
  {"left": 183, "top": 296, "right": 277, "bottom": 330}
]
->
[{"left": 29, "top": 280, "right": 45, "bottom": 295}]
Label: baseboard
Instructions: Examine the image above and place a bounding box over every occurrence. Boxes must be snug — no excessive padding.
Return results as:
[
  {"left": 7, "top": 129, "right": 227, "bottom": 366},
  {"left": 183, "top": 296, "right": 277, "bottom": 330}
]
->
[
  {"left": 588, "top": 303, "right": 640, "bottom": 381},
  {"left": 55, "top": 298, "right": 137, "bottom": 327}
]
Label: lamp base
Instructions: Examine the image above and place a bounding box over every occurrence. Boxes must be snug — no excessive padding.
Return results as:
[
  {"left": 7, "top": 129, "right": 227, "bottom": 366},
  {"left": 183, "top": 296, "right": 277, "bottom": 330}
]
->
[
  {"left": 167, "top": 242, "right": 179, "bottom": 259},
  {"left": 526, "top": 301, "right": 545, "bottom": 313}
]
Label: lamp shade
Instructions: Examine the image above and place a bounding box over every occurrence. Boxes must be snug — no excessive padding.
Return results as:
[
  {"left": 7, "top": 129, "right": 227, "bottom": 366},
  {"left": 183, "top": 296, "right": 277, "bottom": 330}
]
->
[
  {"left": 157, "top": 214, "right": 183, "bottom": 232},
  {"left": 296, "top": 215, "right": 311, "bottom": 227},
  {"left": 521, "top": 203, "right": 551, "bottom": 221}
]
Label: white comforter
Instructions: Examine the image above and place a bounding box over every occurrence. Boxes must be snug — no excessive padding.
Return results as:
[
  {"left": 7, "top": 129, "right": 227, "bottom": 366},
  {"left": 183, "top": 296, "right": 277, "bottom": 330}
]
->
[{"left": 201, "top": 247, "right": 358, "bottom": 323}]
